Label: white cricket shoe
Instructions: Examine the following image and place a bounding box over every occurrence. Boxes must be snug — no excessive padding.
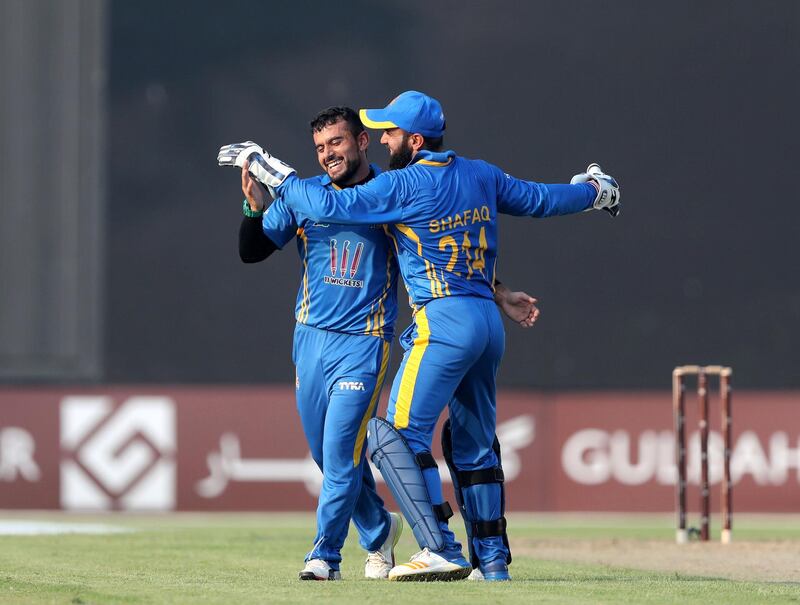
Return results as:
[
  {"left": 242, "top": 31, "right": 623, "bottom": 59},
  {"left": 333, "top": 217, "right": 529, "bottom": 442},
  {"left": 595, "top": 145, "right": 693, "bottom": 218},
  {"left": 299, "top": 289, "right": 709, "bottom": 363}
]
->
[
  {"left": 299, "top": 559, "right": 341, "bottom": 581},
  {"left": 388, "top": 548, "right": 471, "bottom": 582},
  {"left": 365, "top": 512, "right": 404, "bottom": 579}
]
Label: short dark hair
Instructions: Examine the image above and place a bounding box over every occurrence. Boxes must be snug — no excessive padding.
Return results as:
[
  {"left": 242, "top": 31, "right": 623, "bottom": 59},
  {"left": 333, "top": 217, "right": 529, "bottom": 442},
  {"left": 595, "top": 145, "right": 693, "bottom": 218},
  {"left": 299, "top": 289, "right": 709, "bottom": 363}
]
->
[
  {"left": 309, "top": 106, "right": 364, "bottom": 138},
  {"left": 421, "top": 136, "right": 444, "bottom": 152}
]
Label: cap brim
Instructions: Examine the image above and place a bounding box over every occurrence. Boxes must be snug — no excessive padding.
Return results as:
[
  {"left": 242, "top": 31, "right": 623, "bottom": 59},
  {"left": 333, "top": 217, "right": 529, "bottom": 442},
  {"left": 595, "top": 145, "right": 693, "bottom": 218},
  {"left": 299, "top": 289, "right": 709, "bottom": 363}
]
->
[{"left": 359, "top": 108, "right": 398, "bottom": 130}]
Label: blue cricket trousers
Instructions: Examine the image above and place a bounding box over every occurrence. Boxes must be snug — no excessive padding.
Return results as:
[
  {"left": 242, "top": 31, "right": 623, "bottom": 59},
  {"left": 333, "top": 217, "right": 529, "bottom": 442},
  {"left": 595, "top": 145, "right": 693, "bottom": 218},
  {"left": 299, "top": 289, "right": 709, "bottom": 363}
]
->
[
  {"left": 293, "top": 322, "right": 392, "bottom": 567},
  {"left": 386, "top": 296, "right": 507, "bottom": 564}
]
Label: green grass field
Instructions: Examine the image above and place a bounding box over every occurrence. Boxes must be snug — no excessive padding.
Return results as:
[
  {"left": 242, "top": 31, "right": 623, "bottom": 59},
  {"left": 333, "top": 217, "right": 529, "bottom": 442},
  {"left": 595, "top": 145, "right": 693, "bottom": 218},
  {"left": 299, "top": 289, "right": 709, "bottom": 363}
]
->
[{"left": 1, "top": 513, "right": 798, "bottom": 604}]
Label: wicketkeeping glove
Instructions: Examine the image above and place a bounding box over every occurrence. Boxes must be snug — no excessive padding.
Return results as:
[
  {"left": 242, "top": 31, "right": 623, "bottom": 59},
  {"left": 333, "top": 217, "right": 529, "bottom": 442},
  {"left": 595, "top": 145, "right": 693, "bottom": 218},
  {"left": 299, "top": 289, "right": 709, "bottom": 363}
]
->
[
  {"left": 217, "top": 141, "right": 296, "bottom": 189},
  {"left": 571, "top": 163, "right": 621, "bottom": 217}
]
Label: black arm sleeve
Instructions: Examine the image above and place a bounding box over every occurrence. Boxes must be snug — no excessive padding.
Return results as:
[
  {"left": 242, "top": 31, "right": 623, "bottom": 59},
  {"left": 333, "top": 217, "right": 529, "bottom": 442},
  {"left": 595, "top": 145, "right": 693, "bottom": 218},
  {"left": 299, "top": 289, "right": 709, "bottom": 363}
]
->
[{"left": 239, "top": 216, "right": 279, "bottom": 263}]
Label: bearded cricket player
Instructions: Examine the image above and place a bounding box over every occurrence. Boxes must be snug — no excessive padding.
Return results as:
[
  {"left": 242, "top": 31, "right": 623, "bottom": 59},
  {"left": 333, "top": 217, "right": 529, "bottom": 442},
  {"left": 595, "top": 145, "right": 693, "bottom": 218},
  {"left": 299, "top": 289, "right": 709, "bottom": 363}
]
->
[{"left": 218, "top": 104, "right": 544, "bottom": 581}]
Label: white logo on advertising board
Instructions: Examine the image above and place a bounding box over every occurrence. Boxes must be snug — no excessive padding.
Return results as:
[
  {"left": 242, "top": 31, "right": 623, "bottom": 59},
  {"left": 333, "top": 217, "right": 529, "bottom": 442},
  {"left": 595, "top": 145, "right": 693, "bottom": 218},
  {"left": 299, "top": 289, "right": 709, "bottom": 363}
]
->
[
  {"left": 60, "top": 396, "right": 176, "bottom": 510},
  {"left": 196, "top": 415, "right": 535, "bottom": 498},
  {"left": 561, "top": 429, "right": 800, "bottom": 486},
  {"left": 0, "top": 427, "right": 41, "bottom": 482}
]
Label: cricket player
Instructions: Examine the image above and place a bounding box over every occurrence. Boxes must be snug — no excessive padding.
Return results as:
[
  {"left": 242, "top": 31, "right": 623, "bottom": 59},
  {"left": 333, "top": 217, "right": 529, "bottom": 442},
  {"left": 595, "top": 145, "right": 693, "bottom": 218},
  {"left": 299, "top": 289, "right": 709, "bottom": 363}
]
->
[
  {"left": 229, "top": 107, "right": 400, "bottom": 581},
  {"left": 219, "top": 106, "right": 543, "bottom": 581},
  {"left": 219, "top": 91, "right": 620, "bottom": 582}
]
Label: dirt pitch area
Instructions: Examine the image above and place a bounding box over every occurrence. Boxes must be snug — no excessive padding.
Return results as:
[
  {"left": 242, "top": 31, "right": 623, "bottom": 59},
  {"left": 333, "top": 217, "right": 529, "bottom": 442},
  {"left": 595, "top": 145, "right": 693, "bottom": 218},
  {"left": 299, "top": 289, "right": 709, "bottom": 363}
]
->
[{"left": 514, "top": 538, "right": 800, "bottom": 582}]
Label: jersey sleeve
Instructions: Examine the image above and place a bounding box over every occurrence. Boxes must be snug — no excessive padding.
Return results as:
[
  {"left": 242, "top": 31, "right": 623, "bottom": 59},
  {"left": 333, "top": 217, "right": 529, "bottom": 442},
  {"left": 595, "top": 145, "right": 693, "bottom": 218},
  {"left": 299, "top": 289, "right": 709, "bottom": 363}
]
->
[
  {"left": 260, "top": 197, "right": 298, "bottom": 249},
  {"left": 276, "top": 172, "right": 407, "bottom": 225},
  {"left": 489, "top": 163, "right": 596, "bottom": 217}
]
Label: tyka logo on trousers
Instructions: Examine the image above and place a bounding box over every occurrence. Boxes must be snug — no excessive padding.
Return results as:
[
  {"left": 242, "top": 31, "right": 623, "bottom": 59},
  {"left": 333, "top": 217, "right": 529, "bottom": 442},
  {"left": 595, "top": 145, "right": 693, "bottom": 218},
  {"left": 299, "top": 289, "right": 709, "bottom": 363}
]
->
[{"left": 338, "top": 381, "right": 366, "bottom": 391}]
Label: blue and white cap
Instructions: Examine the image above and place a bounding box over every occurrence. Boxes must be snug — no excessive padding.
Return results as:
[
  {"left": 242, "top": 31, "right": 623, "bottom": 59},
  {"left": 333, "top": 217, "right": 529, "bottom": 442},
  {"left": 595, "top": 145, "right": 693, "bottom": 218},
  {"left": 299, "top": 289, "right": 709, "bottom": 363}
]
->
[{"left": 359, "top": 91, "right": 446, "bottom": 138}]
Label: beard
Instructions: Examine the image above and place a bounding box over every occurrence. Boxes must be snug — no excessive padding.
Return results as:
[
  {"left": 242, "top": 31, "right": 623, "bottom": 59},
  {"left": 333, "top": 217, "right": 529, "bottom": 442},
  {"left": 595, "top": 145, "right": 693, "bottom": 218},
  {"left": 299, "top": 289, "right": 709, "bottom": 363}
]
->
[
  {"left": 388, "top": 135, "right": 414, "bottom": 170},
  {"left": 328, "top": 156, "right": 362, "bottom": 186}
]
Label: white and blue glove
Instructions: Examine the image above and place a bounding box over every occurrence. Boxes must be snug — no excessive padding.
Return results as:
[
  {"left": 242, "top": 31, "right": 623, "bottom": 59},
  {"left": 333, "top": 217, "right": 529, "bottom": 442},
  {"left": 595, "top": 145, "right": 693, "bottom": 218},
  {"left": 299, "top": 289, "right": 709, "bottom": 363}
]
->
[
  {"left": 217, "top": 141, "right": 295, "bottom": 191},
  {"left": 571, "top": 163, "right": 621, "bottom": 217}
]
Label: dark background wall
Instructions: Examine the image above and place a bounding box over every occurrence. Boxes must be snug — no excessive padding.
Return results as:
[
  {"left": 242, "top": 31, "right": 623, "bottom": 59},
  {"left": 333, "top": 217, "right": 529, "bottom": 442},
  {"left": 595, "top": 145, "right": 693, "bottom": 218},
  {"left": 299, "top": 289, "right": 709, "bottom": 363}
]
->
[
  {"left": 105, "top": 0, "right": 800, "bottom": 388},
  {"left": 0, "top": 0, "right": 105, "bottom": 381}
]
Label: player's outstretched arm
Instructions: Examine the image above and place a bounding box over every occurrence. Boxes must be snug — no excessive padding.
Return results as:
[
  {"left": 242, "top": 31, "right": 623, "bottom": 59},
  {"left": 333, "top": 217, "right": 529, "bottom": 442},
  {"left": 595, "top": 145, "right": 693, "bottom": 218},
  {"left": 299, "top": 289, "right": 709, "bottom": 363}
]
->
[
  {"left": 494, "top": 171, "right": 594, "bottom": 218},
  {"left": 277, "top": 171, "right": 406, "bottom": 226},
  {"left": 570, "top": 163, "right": 621, "bottom": 216},
  {"left": 218, "top": 139, "right": 406, "bottom": 225},
  {"left": 494, "top": 281, "right": 540, "bottom": 328},
  {"left": 492, "top": 162, "right": 619, "bottom": 218}
]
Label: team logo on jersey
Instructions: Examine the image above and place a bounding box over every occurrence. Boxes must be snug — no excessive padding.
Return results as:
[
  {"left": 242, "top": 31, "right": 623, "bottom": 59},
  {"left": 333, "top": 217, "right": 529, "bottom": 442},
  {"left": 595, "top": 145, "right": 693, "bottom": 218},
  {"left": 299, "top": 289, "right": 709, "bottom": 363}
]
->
[
  {"left": 324, "top": 239, "right": 364, "bottom": 288},
  {"left": 338, "top": 380, "right": 366, "bottom": 391}
]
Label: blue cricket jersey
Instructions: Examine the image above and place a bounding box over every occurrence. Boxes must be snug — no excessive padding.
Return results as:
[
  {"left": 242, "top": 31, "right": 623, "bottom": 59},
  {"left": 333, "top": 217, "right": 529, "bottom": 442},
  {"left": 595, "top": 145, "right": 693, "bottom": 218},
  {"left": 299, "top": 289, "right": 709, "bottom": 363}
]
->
[
  {"left": 276, "top": 150, "right": 596, "bottom": 308},
  {"left": 262, "top": 165, "right": 398, "bottom": 339}
]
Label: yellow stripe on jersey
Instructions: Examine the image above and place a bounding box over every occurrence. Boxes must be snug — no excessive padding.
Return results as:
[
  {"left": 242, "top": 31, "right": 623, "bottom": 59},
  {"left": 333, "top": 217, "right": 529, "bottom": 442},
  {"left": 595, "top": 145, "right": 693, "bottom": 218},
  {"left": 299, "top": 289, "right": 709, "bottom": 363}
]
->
[
  {"left": 417, "top": 158, "right": 453, "bottom": 167},
  {"left": 430, "top": 261, "right": 445, "bottom": 297},
  {"left": 366, "top": 302, "right": 375, "bottom": 335},
  {"left": 394, "top": 307, "right": 430, "bottom": 429},
  {"left": 366, "top": 300, "right": 381, "bottom": 336},
  {"left": 423, "top": 260, "right": 440, "bottom": 298},
  {"left": 377, "top": 254, "right": 392, "bottom": 336},
  {"left": 376, "top": 300, "right": 384, "bottom": 337},
  {"left": 365, "top": 251, "right": 393, "bottom": 337},
  {"left": 397, "top": 223, "right": 440, "bottom": 298},
  {"left": 432, "top": 262, "right": 446, "bottom": 297},
  {"left": 297, "top": 229, "right": 310, "bottom": 323},
  {"left": 439, "top": 268, "right": 451, "bottom": 296},
  {"left": 396, "top": 223, "right": 423, "bottom": 255},
  {"left": 387, "top": 227, "right": 420, "bottom": 315},
  {"left": 352, "top": 340, "right": 390, "bottom": 466},
  {"left": 433, "top": 263, "right": 444, "bottom": 297},
  {"left": 383, "top": 225, "right": 400, "bottom": 256}
]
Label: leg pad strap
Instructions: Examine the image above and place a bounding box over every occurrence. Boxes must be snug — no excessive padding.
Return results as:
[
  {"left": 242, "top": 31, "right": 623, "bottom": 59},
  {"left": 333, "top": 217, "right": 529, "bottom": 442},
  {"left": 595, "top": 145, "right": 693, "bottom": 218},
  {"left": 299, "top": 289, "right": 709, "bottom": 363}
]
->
[
  {"left": 456, "top": 467, "right": 504, "bottom": 486},
  {"left": 434, "top": 501, "right": 454, "bottom": 522},
  {"left": 415, "top": 451, "right": 438, "bottom": 470},
  {"left": 473, "top": 516, "right": 507, "bottom": 538}
]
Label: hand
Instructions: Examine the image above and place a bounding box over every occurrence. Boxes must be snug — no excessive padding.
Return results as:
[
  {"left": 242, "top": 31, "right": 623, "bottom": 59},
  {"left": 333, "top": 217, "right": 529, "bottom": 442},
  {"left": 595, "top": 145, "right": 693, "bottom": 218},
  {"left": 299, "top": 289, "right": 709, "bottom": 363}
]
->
[
  {"left": 495, "top": 283, "right": 540, "bottom": 328},
  {"left": 218, "top": 141, "right": 296, "bottom": 189},
  {"left": 571, "top": 163, "right": 621, "bottom": 216},
  {"left": 241, "top": 163, "right": 270, "bottom": 213}
]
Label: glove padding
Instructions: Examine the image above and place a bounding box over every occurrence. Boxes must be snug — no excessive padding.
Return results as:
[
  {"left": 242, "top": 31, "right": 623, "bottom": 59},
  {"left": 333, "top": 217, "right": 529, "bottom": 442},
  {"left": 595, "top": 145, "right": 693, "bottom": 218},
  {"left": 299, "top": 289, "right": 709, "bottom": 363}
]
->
[
  {"left": 217, "top": 141, "right": 296, "bottom": 190},
  {"left": 571, "top": 163, "right": 621, "bottom": 217}
]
